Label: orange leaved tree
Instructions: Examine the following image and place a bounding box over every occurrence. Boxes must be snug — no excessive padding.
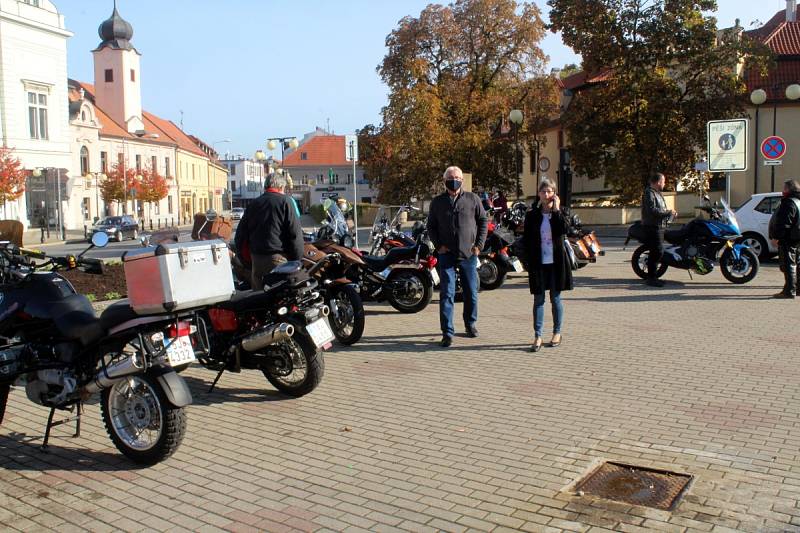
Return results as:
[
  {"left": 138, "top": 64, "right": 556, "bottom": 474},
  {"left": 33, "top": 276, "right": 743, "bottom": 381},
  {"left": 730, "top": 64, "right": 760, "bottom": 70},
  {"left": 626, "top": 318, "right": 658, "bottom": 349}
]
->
[
  {"left": 100, "top": 163, "right": 139, "bottom": 215},
  {"left": 0, "top": 146, "right": 27, "bottom": 218},
  {"left": 138, "top": 166, "right": 170, "bottom": 222}
]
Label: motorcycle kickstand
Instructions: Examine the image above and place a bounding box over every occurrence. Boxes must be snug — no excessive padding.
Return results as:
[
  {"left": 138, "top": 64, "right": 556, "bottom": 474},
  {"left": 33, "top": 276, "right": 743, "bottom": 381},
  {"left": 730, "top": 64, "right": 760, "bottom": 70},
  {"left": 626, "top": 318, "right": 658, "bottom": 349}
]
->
[
  {"left": 208, "top": 367, "right": 226, "bottom": 394},
  {"left": 41, "top": 402, "right": 82, "bottom": 451}
]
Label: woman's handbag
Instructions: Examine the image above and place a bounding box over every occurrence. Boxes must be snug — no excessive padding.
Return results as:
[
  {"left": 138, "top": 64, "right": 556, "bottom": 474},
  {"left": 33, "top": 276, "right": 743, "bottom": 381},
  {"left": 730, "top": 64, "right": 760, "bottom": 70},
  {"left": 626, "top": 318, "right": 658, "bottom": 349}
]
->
[{"left": 563, "top": 237, "right": 579, "bottom": 271}]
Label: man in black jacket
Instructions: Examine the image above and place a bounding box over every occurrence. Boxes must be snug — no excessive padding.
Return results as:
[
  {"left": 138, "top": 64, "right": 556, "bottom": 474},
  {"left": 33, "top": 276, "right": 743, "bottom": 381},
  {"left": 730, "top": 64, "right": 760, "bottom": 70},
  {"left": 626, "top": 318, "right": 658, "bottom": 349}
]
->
[
  {"left": 427, "top": 166, "right": 488, "bottom": 347},
  {"left": 769, "top": 179, "right": 800, "bottom": 299},
  {"left": 234, "top": 172, "right": 304, "bottom": 289},
  {"left": 641, "top": 173, "right": 676, "bottom": 287}
]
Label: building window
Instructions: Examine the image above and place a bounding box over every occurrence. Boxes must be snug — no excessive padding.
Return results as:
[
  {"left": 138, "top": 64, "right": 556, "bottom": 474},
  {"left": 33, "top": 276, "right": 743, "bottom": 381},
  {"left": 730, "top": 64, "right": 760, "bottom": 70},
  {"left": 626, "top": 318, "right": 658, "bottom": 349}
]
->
[
  {"left": 100, "top": 151, "right": 108, "bottom": 173},
  {"left": 167, "top": 195, "right": 173, "bottom": 214},
  {"left": 27, "top": 91, "right": 48, "bottom": 140},
  {"left": 22, "top": 0, "right": 41, "bottom": 6},
  {"left": 155, "top": 201, "right": 160, "bottom": 215},
  {"left": 301, "top": 152, "right": 308, "bottom": 160},
  {"left": 105, "top": 69, "right": 113, "bottom": 83},
  {"left": 130, "top": 69, "right": 136, "bottom": 82},
  {"left": 135, "top": 154, "right": 142, "bottom": 172},
  {"left": 192, "top": 165, "right": 195, "bottom": 179},
  {"left": 81, "top": 110, "right": 86, "bottom": 121},
  {"left": 165, "top": 157, "right": 171, "bottom": 177},
  {"left": 151, "top": 156, "right": 158, "bottom": 174},
  {"left": 118, "top": 152, "right": 124, "bottom": 166},
  {"left": 231, "top": 181, "right": 236, "bottom": 191},
  {"left": 80, "top": 146, "right": 90, "bottom": 176}
]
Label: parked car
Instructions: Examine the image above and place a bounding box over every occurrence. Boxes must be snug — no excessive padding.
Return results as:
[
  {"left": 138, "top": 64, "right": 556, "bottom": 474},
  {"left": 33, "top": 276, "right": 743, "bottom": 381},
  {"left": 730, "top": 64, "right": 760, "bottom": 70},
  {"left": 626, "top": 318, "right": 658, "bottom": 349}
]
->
[
  {"left": 90, "top": 215, "right": 139, "bottom": 242},
  {"left": 231, "top": 207, "right": 245, "bottom": 221},
  {"left": 735, "top": 192, "right": 781, "bottom": 260}
]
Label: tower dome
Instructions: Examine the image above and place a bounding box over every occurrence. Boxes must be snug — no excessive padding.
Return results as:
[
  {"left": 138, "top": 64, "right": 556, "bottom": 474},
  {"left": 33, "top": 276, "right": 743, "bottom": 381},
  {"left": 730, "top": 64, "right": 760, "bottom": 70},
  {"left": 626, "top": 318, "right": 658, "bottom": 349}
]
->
[{"left": 96, "top": 2, "right": 136, "bottom": 51}]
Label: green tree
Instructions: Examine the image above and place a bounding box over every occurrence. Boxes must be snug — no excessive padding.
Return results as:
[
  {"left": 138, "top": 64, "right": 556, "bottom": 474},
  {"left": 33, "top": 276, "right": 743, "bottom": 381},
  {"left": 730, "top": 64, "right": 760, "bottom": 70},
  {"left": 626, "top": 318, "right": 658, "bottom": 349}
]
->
[
  {"left": 548, "top": 0, "right": 771, "bottom": 201},
  {"left": 361, "top": 0, "right": 559, "bottom": 203}
]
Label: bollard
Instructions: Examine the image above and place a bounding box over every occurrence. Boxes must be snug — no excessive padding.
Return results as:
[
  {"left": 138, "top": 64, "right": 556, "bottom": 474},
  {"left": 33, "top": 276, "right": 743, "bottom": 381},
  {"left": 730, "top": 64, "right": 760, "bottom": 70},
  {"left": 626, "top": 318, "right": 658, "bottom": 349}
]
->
[
  {"left": 84, "top": 224, "right": 88, "bottom": 238},
  {"left": 40, "top": 227, "right": 45, "bottom": 244},
  {"left": 171, "top": 216, "right": 175, "bottom": 227},
  {"left": 150, "top": 220, "right": 153, "bottom": 231},
  {"left": 158, "top": 219, "right": 161, "bottom": 229}
]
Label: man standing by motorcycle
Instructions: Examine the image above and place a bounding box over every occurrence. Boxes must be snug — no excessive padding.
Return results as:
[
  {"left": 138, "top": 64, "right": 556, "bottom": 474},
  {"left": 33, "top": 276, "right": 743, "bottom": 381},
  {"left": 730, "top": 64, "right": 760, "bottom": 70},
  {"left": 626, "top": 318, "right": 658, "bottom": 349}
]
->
[
  {"left": 769, "top": 179, "right": 800, "bottom": 299},
  {"left": 427, "top": 166, "right": 488, "bottom": 347},
  {"left": 234, "top": 172, "right": 304, "bottom": 289},
  {"left": 641, "top": 173, "right": 677, "bottom": 287}
]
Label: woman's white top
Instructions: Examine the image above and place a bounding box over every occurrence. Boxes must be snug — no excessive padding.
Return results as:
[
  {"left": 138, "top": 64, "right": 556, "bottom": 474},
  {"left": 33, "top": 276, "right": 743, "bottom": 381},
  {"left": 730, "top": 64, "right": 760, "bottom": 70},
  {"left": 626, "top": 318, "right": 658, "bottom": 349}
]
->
[{"left": 540, "top": 213, "right": 554, "bottom": 265}]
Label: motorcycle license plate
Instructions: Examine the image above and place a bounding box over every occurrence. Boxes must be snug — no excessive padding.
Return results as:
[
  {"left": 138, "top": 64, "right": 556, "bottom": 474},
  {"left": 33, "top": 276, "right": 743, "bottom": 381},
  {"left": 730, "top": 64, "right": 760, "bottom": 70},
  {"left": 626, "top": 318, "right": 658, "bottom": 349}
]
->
[
  {"left": 511, "top": 258, "right": 524, "bottom": 272},
  {"left": 307, "top": 318, "right": 335, "bottom": 348},
  {"left": 165, "top": 336, "right": 195, "bottom": 367},
  {"left": 430, "top": 268, "right": 440, "bottom": 285}
]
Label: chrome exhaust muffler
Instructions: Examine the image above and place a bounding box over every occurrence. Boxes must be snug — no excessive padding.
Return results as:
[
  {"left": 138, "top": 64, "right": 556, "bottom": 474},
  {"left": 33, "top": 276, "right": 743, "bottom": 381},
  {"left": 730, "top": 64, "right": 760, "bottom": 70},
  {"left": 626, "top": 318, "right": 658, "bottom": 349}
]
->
[
  {"left": 82, "top": 353, "right": 144, "bottom": 395},
  {"left": 240, "top": 323, "right": 294, "bottom": 352}
]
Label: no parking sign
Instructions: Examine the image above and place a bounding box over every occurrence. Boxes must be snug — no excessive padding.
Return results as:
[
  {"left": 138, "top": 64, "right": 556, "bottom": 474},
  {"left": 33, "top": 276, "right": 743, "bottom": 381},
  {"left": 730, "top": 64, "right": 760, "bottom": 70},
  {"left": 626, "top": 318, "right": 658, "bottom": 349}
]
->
[{"left": 761, "top": 136, "right": 786, "bottom": 165}]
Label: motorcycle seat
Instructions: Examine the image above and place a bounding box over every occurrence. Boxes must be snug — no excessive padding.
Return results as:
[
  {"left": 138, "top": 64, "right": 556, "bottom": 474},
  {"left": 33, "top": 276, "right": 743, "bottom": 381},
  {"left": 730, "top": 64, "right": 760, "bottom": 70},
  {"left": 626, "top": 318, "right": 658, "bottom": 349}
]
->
[
  {"left": 362, "top": 254, "right": 388, "bottom": 271},
  {"left": 214, "top": 289, "right": 273, "bottom": 312},
  {"left": 99, "top": 299, "right": 176, "bottom": 331},
  {"left": 50, "top": 294, "right": 106, "bottom": 346}
]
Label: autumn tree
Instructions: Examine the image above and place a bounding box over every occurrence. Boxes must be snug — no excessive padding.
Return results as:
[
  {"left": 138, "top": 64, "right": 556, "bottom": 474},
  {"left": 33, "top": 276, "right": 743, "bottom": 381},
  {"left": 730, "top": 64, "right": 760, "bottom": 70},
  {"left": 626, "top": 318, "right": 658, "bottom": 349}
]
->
[
  {"left": 100, "top": 162, "right": 139, "bottom": 214},
  {"left": 138, "top": 165, "right": 169, "bottom": 219},
  {"left": 361, "top": 0, "right": 559, "bottom": 203},
  {"left": 0, "top": 146, "right": 26, "bottom": 218},
  {"left": 548, "top": 0, "right": 771, "bottom": 201}
]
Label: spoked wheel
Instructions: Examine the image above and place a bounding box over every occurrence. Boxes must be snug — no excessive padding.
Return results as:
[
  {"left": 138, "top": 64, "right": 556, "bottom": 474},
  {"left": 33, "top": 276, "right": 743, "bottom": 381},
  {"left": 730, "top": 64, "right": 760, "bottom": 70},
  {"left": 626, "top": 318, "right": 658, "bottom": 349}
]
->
[
  {"left": 326, "top": 284, "right": 365, "bottom": 345},
  {"left": 478, "top": 257, "right": 507, "bottom": 290},
  {"left": 101, "top": 373, "right": 186, "bottom": 465},
  {"left": 631, "top": 245, "right": 668, "bottom": 280},
  {"left": 261, "top": 328, "right": 324, "bottom": 397},
  {"left": 720, "top": 248, "right": 759, "bottom": 284},
  {"left": 387, "top": 270, "right": 433, "bottom": 313}
]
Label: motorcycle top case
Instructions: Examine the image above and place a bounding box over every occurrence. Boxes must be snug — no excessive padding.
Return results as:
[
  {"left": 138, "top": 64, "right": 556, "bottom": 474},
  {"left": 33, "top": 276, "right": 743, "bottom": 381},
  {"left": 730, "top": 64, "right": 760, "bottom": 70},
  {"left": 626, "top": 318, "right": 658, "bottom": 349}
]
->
[{"left": 122, "top": 240, "right": 235, "bottom": 314}]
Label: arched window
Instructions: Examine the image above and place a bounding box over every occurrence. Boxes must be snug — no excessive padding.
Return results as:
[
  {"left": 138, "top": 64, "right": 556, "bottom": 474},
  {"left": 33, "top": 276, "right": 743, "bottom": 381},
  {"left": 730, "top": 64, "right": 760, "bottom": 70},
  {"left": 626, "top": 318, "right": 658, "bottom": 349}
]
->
[
  {"left": 80, "top": 146, "right": 89, "bottom": 176},
  {"left": 81, "top": 110, "right": 86, "bottom": 121}
]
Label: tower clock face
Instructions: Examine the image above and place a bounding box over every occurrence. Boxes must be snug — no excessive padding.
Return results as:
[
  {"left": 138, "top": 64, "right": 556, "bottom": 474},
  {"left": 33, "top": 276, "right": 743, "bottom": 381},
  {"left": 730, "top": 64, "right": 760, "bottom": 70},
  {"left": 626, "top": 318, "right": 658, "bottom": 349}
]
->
[{"left": 538, "top": 157, "right": 550, "bottom": 172}]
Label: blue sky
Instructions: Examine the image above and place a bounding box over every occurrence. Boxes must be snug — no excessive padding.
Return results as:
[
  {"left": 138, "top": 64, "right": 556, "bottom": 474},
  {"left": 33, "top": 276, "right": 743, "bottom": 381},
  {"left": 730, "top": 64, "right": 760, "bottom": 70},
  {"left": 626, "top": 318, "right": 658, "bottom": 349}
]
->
[{"left": 60, "top": 1, "right": 783, "bottom": 158}]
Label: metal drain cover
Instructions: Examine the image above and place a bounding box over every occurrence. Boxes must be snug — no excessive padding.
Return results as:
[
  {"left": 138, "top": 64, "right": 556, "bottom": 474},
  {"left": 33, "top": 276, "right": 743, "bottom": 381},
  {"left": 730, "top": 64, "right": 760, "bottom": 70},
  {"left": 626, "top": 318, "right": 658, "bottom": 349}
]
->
[{"left": 575, "top": 462, "right": 692, "bottom": 511}]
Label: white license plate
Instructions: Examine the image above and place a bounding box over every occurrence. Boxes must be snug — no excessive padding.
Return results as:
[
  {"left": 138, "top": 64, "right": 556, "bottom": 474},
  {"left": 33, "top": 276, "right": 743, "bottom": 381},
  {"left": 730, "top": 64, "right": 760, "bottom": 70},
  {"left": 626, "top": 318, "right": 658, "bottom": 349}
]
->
[
  {"left": 165, "top": 336, "right": 196, "bottom": 367},
  {"left": 511, "top": 258, "right": 524, "bottom": 272},
  {"left": 590, "top": 243, "right": 599, "bottom": 253},
  {"left": 306, "top": 318, "right": 335, "bottom": 348},
  {"left": 430, "top": 268, "right": 440, "bottom": 286}
]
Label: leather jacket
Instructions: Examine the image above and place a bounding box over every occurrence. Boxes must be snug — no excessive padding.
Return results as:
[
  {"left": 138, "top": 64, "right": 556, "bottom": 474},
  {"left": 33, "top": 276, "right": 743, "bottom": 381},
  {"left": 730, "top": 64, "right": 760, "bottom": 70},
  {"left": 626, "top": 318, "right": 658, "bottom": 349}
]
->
[{"left": 641, "top": 186, "right": 671, "bottom": 228}]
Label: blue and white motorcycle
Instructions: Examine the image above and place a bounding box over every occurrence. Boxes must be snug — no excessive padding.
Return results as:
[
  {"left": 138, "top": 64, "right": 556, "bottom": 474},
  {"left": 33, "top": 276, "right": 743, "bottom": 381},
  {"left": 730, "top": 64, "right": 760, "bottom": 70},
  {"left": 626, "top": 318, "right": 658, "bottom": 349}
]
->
[{"left": 626, "top": 198, "right": 759, "bottom": 284}]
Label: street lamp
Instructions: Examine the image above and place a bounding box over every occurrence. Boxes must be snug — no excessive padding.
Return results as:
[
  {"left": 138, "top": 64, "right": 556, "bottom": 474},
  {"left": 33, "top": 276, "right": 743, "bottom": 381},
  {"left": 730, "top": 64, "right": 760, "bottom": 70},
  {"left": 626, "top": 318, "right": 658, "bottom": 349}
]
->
[
  {"left": 750, "top": 89, "right": 767, "bottom": 194},
  {"left": 267, "top": 136, "right": 299, "bottom": 171},
  {"left": 213, "top": 139, "right": 232, "bottom": 157},
  {"left": 509, "top": 109, "right": 524, "bottom": 198}
]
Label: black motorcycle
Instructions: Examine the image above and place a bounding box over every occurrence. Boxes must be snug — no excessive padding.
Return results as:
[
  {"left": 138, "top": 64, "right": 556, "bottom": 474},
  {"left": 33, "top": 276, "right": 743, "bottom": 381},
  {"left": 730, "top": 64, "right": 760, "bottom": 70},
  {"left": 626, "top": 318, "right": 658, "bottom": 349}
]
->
[
  {"left": 191, "top": 261, "right": 330, "bottom": 397},
  {"left": 0, "top": 234, "right": 194, "bottom": 464}
]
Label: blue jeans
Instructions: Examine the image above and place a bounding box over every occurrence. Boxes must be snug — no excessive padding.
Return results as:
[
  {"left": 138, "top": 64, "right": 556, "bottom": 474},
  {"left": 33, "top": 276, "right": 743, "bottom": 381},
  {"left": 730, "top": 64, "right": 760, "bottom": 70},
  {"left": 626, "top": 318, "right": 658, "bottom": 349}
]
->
[
  {"left": 533, "top": 265, "right": 563, "bottom": 338},
  {"left": 437, "top": 253, "right": 479, "bottom": 337}
]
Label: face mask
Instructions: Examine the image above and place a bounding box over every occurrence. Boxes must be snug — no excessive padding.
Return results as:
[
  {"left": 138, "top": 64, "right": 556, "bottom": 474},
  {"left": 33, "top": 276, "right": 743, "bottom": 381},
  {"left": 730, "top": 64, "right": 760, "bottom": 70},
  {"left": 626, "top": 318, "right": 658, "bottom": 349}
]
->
[{"left": 445, "top": 179, "right": 462, "bottom": 192}]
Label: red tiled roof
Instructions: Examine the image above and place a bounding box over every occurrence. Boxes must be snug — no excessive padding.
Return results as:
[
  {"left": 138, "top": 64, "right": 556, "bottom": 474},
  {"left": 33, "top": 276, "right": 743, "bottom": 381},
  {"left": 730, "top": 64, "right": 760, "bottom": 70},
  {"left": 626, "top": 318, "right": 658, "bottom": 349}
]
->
[
  {"left": 70, "top": 80, "right": 135, "bottom": 139},
  {"left": 743, "top": 9, "right": 800, "bottom": 102},
  {"left": 746, "top": 19, "right": 800, "bottom": 55},
  {"left": 558, "top": 69, "right": 613, "bottom": 91},
  {"left": 143, "top": 111, "right": 207, "bottom": 157},
  {"left": 744, "top": 59, "right": 800, "bottom": 100},
  {"left": 283, "top": 135, "right": 349, "bottom": 167}
]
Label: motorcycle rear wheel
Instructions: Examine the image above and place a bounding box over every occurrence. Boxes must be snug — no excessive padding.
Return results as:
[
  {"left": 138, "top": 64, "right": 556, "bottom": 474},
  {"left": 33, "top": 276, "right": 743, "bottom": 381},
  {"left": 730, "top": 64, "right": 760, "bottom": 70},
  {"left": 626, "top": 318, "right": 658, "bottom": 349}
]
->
[
  {"left": 101, "top": 373, "right": 186, "bottom": 465},
  {"left": 387, "top": 270, "right": 433, "bottom": 313},
  {"left": 326, "top": 284, "right": 365, "bottom": 345},
  {"left": 478, "top": 257, "right": 507, "bottom": 290},
  {"left": 720, "top": 248, "right": 759, "bottom": 284},
  {"left": 261, "top": 326, "right": 324, "bottom": 397},
  {"left": 631, "top": 245, "right": 668, "bottom": 280}
]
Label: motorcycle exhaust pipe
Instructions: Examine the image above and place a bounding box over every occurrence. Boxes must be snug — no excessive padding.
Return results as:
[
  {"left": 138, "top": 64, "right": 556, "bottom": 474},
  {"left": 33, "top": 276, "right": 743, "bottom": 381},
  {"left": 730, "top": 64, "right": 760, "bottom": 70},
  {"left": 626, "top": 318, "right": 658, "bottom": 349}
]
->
[
  {"left": 240, "top": 323, "right": 294, "bottom": 352},
  {"left": 82, "top": 353, "right": 144, "bottom": 395}
]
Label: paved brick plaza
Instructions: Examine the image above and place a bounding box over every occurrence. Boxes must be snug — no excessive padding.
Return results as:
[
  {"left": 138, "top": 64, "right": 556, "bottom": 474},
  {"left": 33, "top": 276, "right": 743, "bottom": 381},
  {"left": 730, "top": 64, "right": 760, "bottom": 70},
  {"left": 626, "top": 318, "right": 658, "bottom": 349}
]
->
[{"left": 1, "top": 245, "right": 799, "bottom": 533}]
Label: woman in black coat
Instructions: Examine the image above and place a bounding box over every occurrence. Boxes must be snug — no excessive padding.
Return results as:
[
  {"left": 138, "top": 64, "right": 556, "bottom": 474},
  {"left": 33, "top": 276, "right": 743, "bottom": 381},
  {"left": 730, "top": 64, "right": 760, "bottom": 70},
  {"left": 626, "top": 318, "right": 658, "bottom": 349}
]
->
[{"left": 522, "top": 179, "right": 573, "bottom": 352}]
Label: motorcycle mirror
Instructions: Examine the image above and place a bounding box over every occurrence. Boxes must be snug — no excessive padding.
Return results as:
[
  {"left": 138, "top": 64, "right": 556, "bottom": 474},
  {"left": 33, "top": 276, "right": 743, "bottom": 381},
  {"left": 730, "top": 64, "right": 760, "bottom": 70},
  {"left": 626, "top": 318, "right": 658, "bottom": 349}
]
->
[{"left": 91, "top": 232, "right": 109, "bottom": 248}]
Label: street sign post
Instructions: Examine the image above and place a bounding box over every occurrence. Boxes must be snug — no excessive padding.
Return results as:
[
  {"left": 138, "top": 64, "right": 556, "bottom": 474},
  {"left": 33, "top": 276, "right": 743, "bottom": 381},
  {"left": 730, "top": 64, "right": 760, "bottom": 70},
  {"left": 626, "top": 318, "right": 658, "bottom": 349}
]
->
[
  {"left": 708, "top": 119, "right": 748, "bottom": 205},
  {"left": 345, "top": 135, "right": 359, "bottom": 247}
]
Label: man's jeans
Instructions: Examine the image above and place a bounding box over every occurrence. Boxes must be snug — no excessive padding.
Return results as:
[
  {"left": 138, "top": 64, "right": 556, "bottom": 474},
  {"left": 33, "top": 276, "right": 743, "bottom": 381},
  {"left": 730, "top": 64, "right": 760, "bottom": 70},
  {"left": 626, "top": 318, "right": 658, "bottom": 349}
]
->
[{"left": 437, "top": 253, "right": 479, "bottom": 337}]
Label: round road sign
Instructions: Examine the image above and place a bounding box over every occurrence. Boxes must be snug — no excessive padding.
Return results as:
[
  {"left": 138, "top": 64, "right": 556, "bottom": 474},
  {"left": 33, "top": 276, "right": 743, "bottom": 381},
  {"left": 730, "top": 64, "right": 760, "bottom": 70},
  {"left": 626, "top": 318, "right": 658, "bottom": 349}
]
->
[{"left": 761, "top": 136, "right": 787, "bottom": 160}]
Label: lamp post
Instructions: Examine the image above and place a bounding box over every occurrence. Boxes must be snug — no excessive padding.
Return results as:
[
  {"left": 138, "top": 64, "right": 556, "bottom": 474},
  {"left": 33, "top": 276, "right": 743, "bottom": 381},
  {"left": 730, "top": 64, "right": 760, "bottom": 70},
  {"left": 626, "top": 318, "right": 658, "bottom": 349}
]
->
[
  {"left": 750, "top": 88, "right": 766, "bottom": 194},
  {"left": 509, "top": 109, "right": 524, "bottom": 198},
  {"left": 755, "top": 84, "right": 800, "bottom": 192},
  {"left": 266, "top": 136, "right": 300, "bottom": 171}
]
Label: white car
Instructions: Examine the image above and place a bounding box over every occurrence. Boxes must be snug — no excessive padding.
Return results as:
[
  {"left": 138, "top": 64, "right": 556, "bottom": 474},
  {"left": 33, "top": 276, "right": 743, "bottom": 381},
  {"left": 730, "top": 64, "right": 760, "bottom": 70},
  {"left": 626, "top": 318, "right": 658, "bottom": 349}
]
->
[
  {"left": 230, "top": 207, "right": 245, "bottom": 221},
  {"left": 735, "top": 192, "right": 781, "bottom": 259}
]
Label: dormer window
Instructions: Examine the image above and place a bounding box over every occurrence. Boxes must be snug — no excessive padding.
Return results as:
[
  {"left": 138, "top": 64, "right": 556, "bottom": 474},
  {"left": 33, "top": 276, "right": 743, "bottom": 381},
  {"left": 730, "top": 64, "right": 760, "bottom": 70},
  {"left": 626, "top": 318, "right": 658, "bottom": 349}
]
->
[{"left": 301, "top": 152, "right": 308, "bottom": 160}]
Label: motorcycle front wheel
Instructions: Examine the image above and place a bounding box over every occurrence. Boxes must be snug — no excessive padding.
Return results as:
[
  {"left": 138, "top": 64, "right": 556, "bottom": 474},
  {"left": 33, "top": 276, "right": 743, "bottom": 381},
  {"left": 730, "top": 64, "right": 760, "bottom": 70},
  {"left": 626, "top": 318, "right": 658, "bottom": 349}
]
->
[
  {"left": 631, "top": 245, "right": 668, "bottom": 280},
  {"left": 720, "top": 248, "right": 759, "bottom": 284},
  {"left": 478, "top": 256, "right": 507, "bottom": 290},
  {"left": 261, "top": 325, "right": 324, "bottom": 397},
  {"left": 101, "top": 373, "right": 186, "bottom": 465},
  {"left": 326, "top": 284, "right": 365, "bottom": 345},
  {"left": 387, "top": 269, "right": 433, "bottom": 313}
]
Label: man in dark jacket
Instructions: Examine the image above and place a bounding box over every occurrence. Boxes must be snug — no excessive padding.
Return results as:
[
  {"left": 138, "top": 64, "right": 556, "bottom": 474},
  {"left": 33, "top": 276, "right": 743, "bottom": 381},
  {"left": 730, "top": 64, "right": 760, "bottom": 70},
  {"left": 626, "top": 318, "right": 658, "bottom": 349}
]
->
[
  {"left": 640, "top": 173, "right": 676, "bottom": 287},
  {"left": 769, "top": 179, "right": 800, "bottom": 299},
  {"left": 234, "top": 172, "right": 304, "bottom": 289},
  {"left": 427, "top": 166, "right": 488, "bottom": 347}
]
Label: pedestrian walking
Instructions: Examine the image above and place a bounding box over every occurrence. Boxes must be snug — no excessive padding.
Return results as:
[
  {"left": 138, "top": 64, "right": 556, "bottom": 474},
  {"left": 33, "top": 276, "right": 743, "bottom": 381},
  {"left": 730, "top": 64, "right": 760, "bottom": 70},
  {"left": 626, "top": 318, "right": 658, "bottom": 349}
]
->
[
  {"left": 426, "top": 166, "right": 488, "bottom": 347},
  {"left": 640, "top": 173, "right": 676, "bottom": 287},
  {"left": 523, "top": 179, "right": 573, "bottom": 352},
  {"left": 234, "top": 171, "right": 304, "bottom": 289},
  {"left": 769, "top": 178, "right": 800, "bottom": 299}
]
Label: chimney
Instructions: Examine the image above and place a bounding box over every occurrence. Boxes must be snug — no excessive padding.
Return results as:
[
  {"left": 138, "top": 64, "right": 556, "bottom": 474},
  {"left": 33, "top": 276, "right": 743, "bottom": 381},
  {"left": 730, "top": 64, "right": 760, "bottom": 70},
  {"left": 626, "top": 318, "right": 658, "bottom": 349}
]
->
[{"left": 789, "top": 0, "right": 797, "bottom": 22}]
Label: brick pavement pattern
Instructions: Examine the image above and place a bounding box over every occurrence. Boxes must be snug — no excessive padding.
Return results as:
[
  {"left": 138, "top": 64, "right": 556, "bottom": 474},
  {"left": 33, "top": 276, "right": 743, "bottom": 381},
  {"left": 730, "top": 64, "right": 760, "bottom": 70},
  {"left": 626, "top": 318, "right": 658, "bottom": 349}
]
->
[{"left": 1, "top": 246, "right": 800, "bottom": 532}]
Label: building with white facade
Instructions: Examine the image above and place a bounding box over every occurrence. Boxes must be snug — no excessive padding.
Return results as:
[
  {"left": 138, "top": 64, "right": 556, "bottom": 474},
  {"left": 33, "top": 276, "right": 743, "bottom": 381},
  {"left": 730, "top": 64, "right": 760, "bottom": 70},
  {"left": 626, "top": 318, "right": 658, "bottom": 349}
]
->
[
  {"left": 219, "top": 156, "right": 265, "bottom": 208},
  {"left": 0, "top": 0, "right": 72, "bottom": 229}
]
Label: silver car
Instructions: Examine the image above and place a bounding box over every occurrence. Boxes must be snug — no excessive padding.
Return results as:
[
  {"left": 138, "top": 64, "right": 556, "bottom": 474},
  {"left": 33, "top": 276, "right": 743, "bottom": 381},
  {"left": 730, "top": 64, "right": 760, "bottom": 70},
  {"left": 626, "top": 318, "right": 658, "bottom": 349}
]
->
[{"left": 231, "top": 207, "right": 245, "bottom": 221}]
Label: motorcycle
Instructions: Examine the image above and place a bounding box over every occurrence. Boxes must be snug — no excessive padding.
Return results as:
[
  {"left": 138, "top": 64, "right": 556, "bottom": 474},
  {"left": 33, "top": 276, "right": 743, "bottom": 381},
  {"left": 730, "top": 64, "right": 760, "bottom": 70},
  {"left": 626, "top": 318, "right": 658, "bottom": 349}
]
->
[
  {"left": 625, "top": 198, "right": 759, "bottom": 284},
  {"left": 0, "top": 233, "right": 195, "bottom": 464},
  {"left": 192, "top": 260, "right": 331, "bottom": 397},
  {"left": 312, "top": 207, "right": 435, "bottom": 313}
]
